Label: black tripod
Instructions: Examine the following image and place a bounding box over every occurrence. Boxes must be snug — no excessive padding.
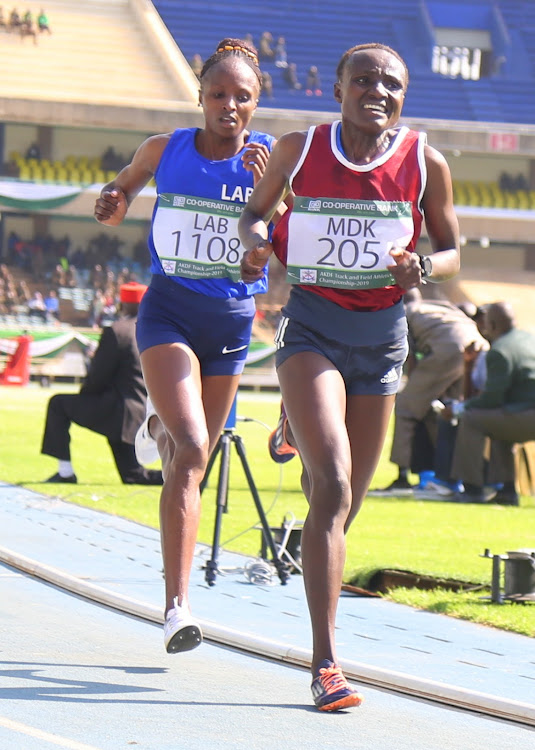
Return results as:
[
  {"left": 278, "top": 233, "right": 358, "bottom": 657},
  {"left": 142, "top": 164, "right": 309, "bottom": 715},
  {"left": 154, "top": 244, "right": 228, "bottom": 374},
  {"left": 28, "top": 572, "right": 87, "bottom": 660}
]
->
[{"left": 200, "top": 425, "right": 291, "bottom": 587}]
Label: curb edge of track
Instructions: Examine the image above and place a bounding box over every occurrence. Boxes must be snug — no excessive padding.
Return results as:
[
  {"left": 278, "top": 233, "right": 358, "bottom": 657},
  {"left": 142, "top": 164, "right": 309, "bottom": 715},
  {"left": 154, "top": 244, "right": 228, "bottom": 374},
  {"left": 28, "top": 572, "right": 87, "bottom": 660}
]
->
[{"left": 1, "top": 544, "right": 534, "bottom": 728}]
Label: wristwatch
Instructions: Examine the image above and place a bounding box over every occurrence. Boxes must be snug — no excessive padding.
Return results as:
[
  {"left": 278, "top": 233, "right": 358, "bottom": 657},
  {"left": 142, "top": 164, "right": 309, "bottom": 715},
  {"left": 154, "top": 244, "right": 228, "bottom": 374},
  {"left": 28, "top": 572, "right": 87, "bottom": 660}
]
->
[{"left": 418, "top": 254, "right": 433, "bottom": 279}]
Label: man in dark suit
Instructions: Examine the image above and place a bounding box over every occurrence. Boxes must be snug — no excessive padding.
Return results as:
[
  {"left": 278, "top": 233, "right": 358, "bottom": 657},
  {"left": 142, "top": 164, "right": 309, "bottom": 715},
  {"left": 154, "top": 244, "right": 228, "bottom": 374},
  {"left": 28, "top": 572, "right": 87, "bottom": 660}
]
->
[
  {"left": 41, "top": 282, "right": 163, "bottom": 485},
  {"left": 449, "top": 301, "right": 535, "bottom": 505}
]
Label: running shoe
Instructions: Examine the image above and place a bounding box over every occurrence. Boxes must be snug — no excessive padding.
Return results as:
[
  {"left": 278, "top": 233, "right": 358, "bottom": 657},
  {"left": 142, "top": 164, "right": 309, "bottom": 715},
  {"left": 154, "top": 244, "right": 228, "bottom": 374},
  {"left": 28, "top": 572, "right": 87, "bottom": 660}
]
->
[
  {"left": 135, "top": 396, "right": 159, "bottom": 466},
  {"left": 268, "top": 401, "right": 298, "bottom": 464},
  {"left": 164, "top": 597, "right": 203, "bottom": 653},
  {"left": 311, "top": 659, "right": 364, "bottom": 712},
  {"left": 367, "top": 477, "right": 414, "bottom": 497}
]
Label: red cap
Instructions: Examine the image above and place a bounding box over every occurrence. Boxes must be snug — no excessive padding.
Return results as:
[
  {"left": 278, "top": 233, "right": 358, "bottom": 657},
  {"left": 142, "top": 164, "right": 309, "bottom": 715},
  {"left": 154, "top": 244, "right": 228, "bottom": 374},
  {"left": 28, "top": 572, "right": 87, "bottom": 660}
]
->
[{"left": 120, "top": 282, "right": 147, "bottom": 304}]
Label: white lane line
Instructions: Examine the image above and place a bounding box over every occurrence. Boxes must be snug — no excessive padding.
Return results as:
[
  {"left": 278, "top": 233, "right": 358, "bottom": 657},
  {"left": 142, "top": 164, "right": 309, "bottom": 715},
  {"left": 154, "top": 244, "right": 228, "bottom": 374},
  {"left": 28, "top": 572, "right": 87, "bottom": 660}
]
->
[{"left": 0, "top": 716, "right": 101, "bottom": 749}]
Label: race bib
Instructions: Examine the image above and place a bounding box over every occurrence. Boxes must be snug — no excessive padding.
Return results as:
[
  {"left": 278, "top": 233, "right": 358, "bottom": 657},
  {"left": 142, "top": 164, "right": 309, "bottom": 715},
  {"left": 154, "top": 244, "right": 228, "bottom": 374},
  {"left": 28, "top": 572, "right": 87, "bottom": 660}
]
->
[
  {"left": 286, "top": 197, "right": 414, "bottom": 289},
  {"left": 152, "top": 193, "right": 244, "bottom": 281}
]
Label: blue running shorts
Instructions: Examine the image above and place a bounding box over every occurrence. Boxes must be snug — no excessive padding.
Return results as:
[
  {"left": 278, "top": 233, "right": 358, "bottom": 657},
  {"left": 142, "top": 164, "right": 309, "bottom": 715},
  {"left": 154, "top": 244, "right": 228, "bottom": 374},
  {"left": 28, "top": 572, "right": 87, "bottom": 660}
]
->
[
  {"left": 274, "top": 287, "right": 408, "bottom": 396},
  {"left": 136, "top": 274, "right": 255, "bottom": 376}
]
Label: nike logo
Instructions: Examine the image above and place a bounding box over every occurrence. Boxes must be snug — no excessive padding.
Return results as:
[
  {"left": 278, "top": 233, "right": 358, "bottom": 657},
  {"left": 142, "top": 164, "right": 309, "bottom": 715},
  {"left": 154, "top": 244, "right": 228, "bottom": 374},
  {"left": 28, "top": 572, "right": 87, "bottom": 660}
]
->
[{"left": 222, "top": 344, "right": 248, "bottom": 355}]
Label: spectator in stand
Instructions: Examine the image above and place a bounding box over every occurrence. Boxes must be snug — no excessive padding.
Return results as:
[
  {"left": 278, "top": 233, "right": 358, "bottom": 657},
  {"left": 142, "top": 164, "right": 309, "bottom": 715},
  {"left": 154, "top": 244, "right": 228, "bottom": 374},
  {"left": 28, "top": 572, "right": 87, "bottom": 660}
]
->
[
  {"left": 283, "top": 61, "right": 302, "bottom": 90},
  {"left": 90, "top": 263, "right": 106, "bottom": 289},
  {"left": 0, "top": 7, "right": 6, "bottom": 30},
  {"left": 189, "top": 53, "right": 203, "bottom": 79},
  {"left": 20, "top": 10, "right": 38, "bottom": 44},
  {"left": 89, "top": 288, "right": 105, "bottom": 329},
  {"left": 44, "top": 289, "right": 60, "bottom": 321},
  {"left": 498, "top": 171, "right": 514, "bottom": 192},
  {"left": 305, "top": 65, "right": 322, "bottom": 96},
  {"left": 51, "top": 263, "right": 67, "bottom": 288},
  {"left": 513, "top": 173, "right": 528, "bottom": 192},
  {"left": 101, "top": 146, "right": 124, "bottom": 172},
  {"left": 99, "top": 293, "right": 117, "bottom": 326},
  {"left": 8, "top": 7, "right": 21, "bottom": 32},
  {"left": 0, "top": 286, "right": 8, "bottom": 315},
  {"left": 261, "top": 70, "right": 274, "bottom": 100},
  {"left": 27, "top": 291, "right": 48, "bottom": 321},
  {"left": 17, "top": 279, "right": 31, "bottom": 305},
  {"left": 40, "top": 282, "right": 163, "bottom": 486},
  {"left": 26, "top": 142, "right": 41, "bottom": 160},
  {"left": 274, "top": 35, "right": 288, "bottom": 68},
  {"left": 37, "top": 8, "right": 51, "bottom": 33},
  {"left": 258, "top": 31, "right": 275, "bottom": 61}
]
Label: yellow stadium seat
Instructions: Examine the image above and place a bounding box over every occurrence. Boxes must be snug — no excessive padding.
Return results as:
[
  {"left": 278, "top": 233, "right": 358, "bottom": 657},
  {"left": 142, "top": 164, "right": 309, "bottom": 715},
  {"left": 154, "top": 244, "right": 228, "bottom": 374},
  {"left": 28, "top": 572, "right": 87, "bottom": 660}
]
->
[
  {"left": 29, "top": 164, "right": 44, "bottom": 182},
  {"left": 92, "top": 169, "right": 106, "bottom": 184},
  {"left": 504, "top": 193, "right": 517, "bottom": 209},
  {"left": 67, "top": 169, "right": 82, "bottom": 185},
  {"left": 55, "top": 167, "right": 68, "bottom": 184},
  {"left": 18, "top": 166, "right": 31, "bottom": 181},
  {"left": 517, "top": 193, "right": 529, "bottom": 210}
]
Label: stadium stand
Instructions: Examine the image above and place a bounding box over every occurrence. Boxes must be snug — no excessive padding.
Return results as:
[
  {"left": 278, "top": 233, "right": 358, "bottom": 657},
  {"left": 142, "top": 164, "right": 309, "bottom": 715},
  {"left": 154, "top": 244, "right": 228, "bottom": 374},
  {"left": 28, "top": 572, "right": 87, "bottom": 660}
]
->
[
  {"left": 0, "top": 0, "right": 196, "bottom": 105},
  {"left": 152, "top": 0, "right": 535, "bottom": 123}
]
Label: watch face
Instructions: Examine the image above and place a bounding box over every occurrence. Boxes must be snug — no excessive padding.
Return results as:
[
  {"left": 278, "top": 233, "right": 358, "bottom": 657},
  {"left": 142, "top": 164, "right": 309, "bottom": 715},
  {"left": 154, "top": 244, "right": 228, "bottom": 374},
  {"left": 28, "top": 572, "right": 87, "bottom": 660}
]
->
[{"left": 423, "top": 256, "right": 432, "bottom": 276}]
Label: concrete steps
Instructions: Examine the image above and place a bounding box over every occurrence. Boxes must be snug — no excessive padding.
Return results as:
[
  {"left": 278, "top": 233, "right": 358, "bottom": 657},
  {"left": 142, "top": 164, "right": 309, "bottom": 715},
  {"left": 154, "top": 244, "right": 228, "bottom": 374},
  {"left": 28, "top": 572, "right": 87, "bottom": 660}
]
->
[{"left": 0, "top": 0, "right": 187, "bottom": 104}]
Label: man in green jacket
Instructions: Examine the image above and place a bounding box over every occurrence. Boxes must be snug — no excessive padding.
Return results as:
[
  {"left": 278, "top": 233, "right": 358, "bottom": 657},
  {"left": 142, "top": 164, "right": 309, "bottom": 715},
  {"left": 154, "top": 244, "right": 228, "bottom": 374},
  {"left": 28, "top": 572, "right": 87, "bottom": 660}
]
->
[{"left": 448, "top": 301, "right": 535, "bottom": 505}]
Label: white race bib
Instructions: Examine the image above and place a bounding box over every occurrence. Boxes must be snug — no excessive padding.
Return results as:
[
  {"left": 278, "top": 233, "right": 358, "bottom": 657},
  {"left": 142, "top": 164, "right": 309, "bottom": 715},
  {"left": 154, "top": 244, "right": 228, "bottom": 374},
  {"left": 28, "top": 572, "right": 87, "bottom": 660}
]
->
[
  {"left": 286, "top": 197, "right": 414, "bottom": 289},
  {"left": 152, "top": 193, "right": 245, "bottom": 281}
]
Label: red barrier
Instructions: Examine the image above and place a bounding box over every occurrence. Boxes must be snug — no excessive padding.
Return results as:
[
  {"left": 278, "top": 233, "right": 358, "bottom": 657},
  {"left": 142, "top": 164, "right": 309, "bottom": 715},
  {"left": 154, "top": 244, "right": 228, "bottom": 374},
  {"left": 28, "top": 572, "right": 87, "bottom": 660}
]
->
[{"left": 0, "top": 335, "right": 33, "bottom": 386}]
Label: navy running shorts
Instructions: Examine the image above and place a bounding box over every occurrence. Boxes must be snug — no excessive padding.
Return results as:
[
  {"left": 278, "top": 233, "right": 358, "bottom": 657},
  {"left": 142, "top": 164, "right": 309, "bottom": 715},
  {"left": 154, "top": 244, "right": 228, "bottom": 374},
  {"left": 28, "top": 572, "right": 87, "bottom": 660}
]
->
[
  {"left": 274, "top": 287, "right": 408, "bottom": 396},
  {"left": 136, "top": 274, "right": 255, "bottom": 376}
]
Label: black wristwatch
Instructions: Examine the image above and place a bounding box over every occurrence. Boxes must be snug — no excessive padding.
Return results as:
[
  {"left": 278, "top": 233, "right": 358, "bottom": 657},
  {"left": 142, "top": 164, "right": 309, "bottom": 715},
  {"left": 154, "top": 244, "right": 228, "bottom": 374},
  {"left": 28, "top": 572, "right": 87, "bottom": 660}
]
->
[{"left": 418, "top": 254, "right": 433, "bottom": 279}]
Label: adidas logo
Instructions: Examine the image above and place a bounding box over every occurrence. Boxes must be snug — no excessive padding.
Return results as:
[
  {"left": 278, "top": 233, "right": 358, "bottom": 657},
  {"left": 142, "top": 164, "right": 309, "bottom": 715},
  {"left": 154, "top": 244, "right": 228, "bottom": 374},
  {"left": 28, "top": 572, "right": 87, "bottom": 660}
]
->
[{"left": 380, "top": 367, "right": 399, "bottom": 384}]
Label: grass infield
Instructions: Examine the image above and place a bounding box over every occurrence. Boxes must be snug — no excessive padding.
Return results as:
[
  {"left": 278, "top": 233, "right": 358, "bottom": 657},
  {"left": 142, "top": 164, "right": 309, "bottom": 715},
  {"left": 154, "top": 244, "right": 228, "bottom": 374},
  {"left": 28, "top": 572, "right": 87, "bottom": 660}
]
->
[{"left": 1, "top": 383, "right": 534, "bottom": 637}]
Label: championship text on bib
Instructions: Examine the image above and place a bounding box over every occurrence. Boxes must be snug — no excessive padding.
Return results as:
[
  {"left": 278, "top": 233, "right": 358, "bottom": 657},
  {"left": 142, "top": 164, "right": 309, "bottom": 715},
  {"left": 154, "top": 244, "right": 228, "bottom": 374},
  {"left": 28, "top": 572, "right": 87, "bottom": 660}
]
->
[
  {"left": 152, "top": 193, "right": 245, "bottom": 281},
  {"left": 286, "top": 197, "right": 415, "bottom": 289}
]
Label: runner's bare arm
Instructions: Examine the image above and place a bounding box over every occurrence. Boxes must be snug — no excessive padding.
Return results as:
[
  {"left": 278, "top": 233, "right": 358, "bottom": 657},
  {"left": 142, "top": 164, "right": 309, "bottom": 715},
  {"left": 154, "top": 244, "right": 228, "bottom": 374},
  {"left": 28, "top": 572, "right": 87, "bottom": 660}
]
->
[
  {"left": 420, "top": 144, "right": 460, "bottom": 280},
  {"left": 387, "top": 144, "right": 460, "bottom": 287},
  {"left": 239, "top": 132, "right": 305, "bottom": 281},
  {"left": 94, "top": 134, "right": 171, "bottom": 226}
]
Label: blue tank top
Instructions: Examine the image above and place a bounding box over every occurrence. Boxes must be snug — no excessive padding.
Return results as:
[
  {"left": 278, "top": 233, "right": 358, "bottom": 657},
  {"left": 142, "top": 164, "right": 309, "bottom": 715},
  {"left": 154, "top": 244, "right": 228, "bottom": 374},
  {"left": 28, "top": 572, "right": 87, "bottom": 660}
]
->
[{"left": 148, "top": 127, "right": 275, "bottom": 299}]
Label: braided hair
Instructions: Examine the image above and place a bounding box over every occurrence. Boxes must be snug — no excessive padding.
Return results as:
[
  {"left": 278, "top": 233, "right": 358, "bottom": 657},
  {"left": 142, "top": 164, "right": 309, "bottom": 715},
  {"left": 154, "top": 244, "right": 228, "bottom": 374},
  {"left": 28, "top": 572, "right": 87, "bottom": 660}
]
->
[
  {"left": 336, "top": 43, "right": 409, "bottom": 90},
  {"left": 200, "top": 38, "right": 262, "bottom": 87}
]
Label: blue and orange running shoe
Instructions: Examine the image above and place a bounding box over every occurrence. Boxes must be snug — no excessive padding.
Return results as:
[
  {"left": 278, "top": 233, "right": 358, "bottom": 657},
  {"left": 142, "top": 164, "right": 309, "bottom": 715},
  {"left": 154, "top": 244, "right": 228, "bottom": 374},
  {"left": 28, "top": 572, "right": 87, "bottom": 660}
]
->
[
  {"left": 311, "top": 660, "right": 364, "bottom": 712},
  {"left": 268, "top": 401, "right": 299, "bottom": 464}
]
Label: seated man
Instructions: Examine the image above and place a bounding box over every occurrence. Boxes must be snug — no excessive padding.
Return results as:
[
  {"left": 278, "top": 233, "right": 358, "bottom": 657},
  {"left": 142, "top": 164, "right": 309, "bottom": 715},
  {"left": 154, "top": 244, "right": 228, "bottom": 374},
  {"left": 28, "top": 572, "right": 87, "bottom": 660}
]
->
[
  {"left": 41, "top": 282, "right": 163, "bottom": 485},
  {"left": 448, "top": 302, "right": 535, "bottom": 505},
  {"left": 369, "top": 289, "right": 485, "bottom": 496}
]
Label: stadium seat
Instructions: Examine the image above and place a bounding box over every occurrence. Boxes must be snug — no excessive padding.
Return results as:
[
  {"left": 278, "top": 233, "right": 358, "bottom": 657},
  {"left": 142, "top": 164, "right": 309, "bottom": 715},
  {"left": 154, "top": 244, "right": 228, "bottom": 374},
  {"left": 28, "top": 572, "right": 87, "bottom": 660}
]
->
[{"left": 18, "top": 165, "right": 31, "bottom": 181}]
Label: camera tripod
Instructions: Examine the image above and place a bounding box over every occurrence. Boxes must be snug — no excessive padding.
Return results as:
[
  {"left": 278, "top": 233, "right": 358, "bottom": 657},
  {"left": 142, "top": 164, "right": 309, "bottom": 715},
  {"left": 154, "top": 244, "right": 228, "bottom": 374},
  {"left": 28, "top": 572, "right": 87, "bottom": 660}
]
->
[{"left": 200, "top": 424, "right": 291, "bottom": 587}]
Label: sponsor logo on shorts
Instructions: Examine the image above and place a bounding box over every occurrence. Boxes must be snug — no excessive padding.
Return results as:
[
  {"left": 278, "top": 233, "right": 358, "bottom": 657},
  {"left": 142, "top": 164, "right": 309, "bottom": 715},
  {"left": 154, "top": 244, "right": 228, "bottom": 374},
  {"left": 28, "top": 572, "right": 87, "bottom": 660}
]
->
[
  {"left": 222, "top": 344, "right": 248, "bottom": 355},
  {"left": 380, "top": 367, "right": 399, "bottom": 384}
]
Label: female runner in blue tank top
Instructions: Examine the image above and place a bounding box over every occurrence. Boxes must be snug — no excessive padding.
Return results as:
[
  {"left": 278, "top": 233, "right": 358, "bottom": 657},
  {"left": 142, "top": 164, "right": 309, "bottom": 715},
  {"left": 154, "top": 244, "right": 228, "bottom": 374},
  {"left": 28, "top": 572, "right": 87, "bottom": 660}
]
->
[
  {"left": 239, "top": 43, "right": 461, "bottom": 711},
  {"left": 94, "top": 38, "right": 277, "bottom": 655}
]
